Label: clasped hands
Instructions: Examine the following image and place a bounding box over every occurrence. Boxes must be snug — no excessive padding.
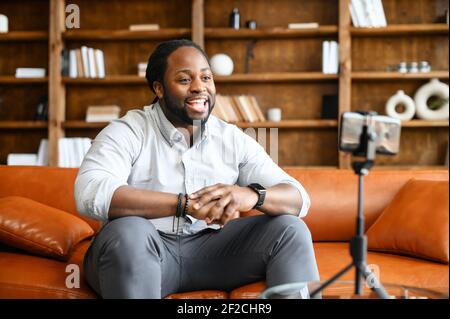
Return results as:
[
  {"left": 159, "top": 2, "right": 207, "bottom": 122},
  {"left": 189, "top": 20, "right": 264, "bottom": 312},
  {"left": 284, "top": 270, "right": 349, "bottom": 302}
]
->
[{"left": 187, "top": 183, "right": 259, "bottom": 226}]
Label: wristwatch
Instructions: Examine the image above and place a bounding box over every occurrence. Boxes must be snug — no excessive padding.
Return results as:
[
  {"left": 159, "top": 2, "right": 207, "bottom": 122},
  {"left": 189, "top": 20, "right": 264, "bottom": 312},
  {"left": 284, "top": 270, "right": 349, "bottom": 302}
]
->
[{"left": 247, "top": 183, "right": 266, "bottom": 209}]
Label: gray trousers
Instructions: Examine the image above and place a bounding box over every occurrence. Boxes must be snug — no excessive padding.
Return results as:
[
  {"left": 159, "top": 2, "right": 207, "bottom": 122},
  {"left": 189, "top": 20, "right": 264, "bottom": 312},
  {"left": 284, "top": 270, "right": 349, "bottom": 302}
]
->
[{"left": 83, "top": 214, "right": 320, "bottom": 299}]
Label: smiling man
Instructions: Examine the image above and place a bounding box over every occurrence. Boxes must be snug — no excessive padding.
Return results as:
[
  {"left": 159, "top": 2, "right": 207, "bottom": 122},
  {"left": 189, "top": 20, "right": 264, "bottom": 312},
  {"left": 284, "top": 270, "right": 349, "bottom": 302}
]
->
[{"left": 75, "top": 39, "right": 319, "bottom": 299}]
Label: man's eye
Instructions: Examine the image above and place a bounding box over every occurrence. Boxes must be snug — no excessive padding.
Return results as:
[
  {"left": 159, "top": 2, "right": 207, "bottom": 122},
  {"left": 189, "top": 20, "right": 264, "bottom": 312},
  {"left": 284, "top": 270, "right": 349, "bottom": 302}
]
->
[
  {"left": 179, "top": 78, "right": 190, "bottom": 83},
  {"left": 202, "top": 75, "right": 212, "bottom": 81}
]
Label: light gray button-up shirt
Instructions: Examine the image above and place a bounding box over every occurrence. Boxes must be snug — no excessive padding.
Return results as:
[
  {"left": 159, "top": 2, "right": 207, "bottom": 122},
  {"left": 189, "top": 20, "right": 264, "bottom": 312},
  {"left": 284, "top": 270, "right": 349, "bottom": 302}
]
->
[{"left": 74, "top": 102, "right": 310, "bottom": 234}]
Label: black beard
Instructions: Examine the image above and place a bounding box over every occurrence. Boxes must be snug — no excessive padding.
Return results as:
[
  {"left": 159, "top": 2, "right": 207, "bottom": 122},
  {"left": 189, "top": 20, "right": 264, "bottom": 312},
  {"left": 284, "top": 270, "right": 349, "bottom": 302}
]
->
[{"left": 161, "top": 86, "right": 215, "bottom": 127}]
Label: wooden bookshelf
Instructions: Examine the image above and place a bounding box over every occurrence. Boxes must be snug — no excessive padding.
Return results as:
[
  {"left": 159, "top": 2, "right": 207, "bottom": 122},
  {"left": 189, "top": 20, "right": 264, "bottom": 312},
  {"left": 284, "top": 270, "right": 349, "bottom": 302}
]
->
[
  {"left": 1, "top": 0, "right": 448, "bottom": 169},
  {"left": 401, "top": 120, "right": 449, "bottom": 128},
  {"left": 0, "top": 121, "right": 48, "bottom": 130},
  {"left": 237, "top": 120, "right": 338, "bottom": 129},
  {"left": 63, "top": 76, "right": 147, "bottom": 85},
  {"left": 205, "top": 26, "right": 338, "bottom": 39},
  {"left": 214, "top": 72, "right": 338, "bottom": 83},
  {"left": 0, "top": 76, "right": 48, "bottom": 84},
  {"left": 351, "top": 71, "right": 449, "bottom": 80},
  {"left": 63, "top": 29, "right": 191, "bottom": 41},
  {"left": 351, "top": 24, "right": 449, "bottom": 36},
  {"left": 0, "top": 31, "right": 48, "bottom": 42}
]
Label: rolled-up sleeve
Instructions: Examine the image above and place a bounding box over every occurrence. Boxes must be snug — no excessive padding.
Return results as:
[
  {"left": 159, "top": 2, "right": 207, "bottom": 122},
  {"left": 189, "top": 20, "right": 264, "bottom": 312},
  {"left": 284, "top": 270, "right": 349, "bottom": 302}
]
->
[
  {"left": 236, "top": 129, "right": 311, "bottom": 218},
  {"left": 74, "top": 114, "right": 143, "bottom": 221}
]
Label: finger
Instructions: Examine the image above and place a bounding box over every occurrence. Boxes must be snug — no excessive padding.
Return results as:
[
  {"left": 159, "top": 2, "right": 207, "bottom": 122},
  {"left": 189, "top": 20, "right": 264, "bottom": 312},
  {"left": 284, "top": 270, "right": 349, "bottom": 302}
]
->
[
  {"left": 195, "top": 200, "right": 218, "bottom": 223},
  {"left": 220, "top": 202, "right": 239, "bottom": 225},
  {"left": 194, "top": 186, "right": 229, "bottom": 209},
  {"left": 190, "top": 183, "right": 223, "bottom": 199},
  {"left": 206, "top": 194, "right": 232, "bottom": 223}
]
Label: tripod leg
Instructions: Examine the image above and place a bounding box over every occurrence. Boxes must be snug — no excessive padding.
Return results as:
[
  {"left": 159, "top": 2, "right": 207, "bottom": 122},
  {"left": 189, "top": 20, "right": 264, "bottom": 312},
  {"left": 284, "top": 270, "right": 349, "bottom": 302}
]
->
[
  {"left": 359, "top": 264, "right": 391, "bottom": 299},
  {"left": 309, "top": 262, "right": 353, "bottom": 298}
]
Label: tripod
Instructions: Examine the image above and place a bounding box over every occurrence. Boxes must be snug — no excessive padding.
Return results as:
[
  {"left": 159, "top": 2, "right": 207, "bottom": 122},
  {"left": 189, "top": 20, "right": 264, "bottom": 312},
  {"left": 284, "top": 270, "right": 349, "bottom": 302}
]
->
[{"left": 309, "top": 117, "right": 390, "bottom": 299}]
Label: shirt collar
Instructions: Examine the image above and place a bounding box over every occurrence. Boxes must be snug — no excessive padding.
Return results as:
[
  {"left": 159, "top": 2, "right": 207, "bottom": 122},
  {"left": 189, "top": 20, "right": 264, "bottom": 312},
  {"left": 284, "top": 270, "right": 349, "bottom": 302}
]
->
[{"left": 153, "top": 100, "right": 209, "bottom": 148}]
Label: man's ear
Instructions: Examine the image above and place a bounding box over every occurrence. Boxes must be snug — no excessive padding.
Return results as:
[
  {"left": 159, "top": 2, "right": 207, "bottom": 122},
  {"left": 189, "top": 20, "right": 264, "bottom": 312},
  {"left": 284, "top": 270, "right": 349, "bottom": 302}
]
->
[{"left": 153, "top": 81, "right": 164, "bottom": 99}]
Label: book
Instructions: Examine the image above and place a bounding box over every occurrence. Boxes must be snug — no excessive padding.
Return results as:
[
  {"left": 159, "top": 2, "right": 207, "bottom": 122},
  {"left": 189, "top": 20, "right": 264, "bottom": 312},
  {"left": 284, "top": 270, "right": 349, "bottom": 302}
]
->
[
  {"left": 81, "top": 46, "right": 90, "bottom": 78},
  {"left": 95, "top": 49, "right": 105, "bottom": 78},
  {"left": 36, "top": 139, "right": 49, "bottom": 166},
  {"left": 288, "top": 22, "right": 319, "bottom": 29},
  {"left": 15, "top": 68, "right": 46, "bottom": 78},
  {"left": 86, "top": 105, "right": 121, "bottom": 122},
  {"left": 248, "top": 96, "right": 266, "bottom": 122},
  {"left": 330, "top": 41, "right": 339, "bottom": 74},
  {"left": 87, "top": 47, "right": 96, "bottom": 78},
  {"left": 129, "top": 24, "right": 160, "bottom": 31},
  {"left": 75, "top": 49, "right": 84, "bottom": 77},
  {"left": 69, "top": 49, "right": 77, "bottom": 78},
  {"left": 373, "top": 0, "right": 387, "bottom": 27},
  {"left": 322, "top": 41, "right": 330, "bottom": 74},
  {"left": 7, "top": 154, "right": 37, "bottom": 165},
  {"left": 61, "top": 48, "right": 70, "bottom": 77}
]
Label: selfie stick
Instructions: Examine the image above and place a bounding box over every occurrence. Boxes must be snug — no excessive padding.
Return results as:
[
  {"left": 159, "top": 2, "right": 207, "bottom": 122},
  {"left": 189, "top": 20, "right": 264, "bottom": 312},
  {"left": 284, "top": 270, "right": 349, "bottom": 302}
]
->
[{"left": 309, "top": 113, "right": 390, "bottom": 299}]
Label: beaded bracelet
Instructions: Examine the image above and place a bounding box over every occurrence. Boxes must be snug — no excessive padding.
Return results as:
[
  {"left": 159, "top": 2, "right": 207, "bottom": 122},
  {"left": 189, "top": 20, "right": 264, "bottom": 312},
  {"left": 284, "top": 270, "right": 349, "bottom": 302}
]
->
[{"left": 183, "top": 194, "right": 190, "bottom": 217}]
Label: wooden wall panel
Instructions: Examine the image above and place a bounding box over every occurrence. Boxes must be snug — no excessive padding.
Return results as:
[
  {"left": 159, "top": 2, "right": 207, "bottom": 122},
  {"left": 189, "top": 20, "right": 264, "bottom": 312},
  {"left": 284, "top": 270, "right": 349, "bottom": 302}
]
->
[
  {"left": 352, "top": 36, "right": 449, "bottom": 72},
  {"left": 205, "top": 0, "right": 338, "bottom": 27},
  {"left": 66, "top": 85, "right": 153, "bottom": 120},
  {"left": 0, "top": 85, "right": 48, "bottom": 121},
  {"left": 70, "top": 0, "right": 191, "bottom": 29},
  {"left": 0, "top": 0, "right": 49, "bottom": 31},
  {"left": 382, "top": 0, "right": 449, "bottom": 24},
  {"left": 352, "top": 128, "right": 448, "bottom": 166},
  {"left": 0, "top": 42, "right": 48, "bottom": 75},
  {"left": 276, "top": 129, "right": 338, "bottom": 166}
]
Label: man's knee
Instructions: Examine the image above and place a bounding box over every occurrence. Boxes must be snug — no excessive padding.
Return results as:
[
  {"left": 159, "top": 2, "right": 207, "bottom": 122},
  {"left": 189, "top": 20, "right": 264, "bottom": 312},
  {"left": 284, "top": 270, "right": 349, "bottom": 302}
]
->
[
  {"left": 97, "top": 216, "right": 162, "bottom": 258},
  {"left": 271, "top": 215, "right": 313, "bottom": 244}
]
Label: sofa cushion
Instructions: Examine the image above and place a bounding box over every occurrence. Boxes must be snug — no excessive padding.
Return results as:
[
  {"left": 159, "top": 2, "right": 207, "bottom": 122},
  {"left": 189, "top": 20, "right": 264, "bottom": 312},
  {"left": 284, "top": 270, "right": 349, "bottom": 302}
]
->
[
  {"left": 230, "top": 242, "right": 449, "bottom": 298},
  {"left": 0, "top": 240, "right": 97, "bottom": 299},
  {"left": 366, "top": 179, "right": 449, "bottom": 264},
  {"left": 0, "top": 196, "right": 94, "bottom": 261}
]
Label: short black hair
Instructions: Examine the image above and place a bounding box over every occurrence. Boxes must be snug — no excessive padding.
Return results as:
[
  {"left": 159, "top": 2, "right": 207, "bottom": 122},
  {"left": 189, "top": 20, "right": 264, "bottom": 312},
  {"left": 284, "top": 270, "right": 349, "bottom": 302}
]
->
[{"left": 145, "top": 39, "right": 210, "bottom": 94}]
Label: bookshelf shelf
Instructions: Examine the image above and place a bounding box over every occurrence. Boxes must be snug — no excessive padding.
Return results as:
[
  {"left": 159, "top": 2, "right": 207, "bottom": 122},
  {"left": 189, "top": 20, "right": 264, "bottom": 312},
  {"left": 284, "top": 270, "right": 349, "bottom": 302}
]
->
[
  {"left": 401, "top": 120, "right": 449, "bottom": 128},
  {"left": 215, "top": 72, "right": 339, "bottom": 83},
  {"left": 63, "top": 29, "right": 192, "bottom": 41},
  {"left": 62, "top": 120, "right": 339, "bottom": 130},
  {"left": 351, "top": 24, "right": 449, "bottom": 37},
  {"left": 0, "top": 76, "right": 48, "bottom": 84},
  {"left": 0, "top": 121, "right": 48, "bottom": 130},
  {"left": 237, "top": 120, "right": 338, "bottom": 129},
  {"left": 205, "top": 26, "right": 338, "bottom": 39},
  {"left": 351, "top": 71, "right": 449, "bottom": 80},
  {"left": 372, "top": 165, "right": 448, "bottom": 170},
  {"left": 0, "top": 31, "right": 48, "bottom": 42},
  {"left": 63, "top": 75, "right": 146, "bottom": 85},
  {"left": 63, "top": 121, "right": 107, "bottom": 129}
]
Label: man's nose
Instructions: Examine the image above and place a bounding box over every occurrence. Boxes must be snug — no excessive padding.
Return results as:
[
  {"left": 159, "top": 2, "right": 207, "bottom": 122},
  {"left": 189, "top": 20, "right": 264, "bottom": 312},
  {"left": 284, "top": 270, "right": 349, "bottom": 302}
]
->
[{"left": 190, "top": 77, "right": 206, "bottom": 93}]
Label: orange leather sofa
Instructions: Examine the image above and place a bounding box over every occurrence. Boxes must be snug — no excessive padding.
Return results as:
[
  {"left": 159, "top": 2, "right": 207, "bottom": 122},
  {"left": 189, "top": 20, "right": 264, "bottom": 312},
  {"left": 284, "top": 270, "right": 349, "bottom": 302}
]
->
[{"left": 0, "top": 165, "right": 448, "bottom": 299}]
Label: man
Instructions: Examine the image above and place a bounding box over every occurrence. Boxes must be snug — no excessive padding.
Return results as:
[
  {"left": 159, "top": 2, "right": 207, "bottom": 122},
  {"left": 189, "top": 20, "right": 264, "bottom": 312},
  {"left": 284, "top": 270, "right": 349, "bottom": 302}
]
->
[{"left": 75, "top": 39, "right": 319, "bottom": 299}]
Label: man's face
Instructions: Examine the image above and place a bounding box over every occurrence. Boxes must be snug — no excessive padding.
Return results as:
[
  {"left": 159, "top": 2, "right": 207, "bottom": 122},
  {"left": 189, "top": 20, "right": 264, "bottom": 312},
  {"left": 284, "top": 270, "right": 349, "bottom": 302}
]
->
[{"left": 155, "top": 46, "right": 216, "bottom": 126}]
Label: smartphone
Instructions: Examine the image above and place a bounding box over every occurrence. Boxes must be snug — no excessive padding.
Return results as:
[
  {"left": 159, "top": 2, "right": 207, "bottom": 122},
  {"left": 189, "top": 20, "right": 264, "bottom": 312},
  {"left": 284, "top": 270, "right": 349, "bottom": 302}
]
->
[{"left": 339, "top": 112, "right": 401, "bottom": 156}]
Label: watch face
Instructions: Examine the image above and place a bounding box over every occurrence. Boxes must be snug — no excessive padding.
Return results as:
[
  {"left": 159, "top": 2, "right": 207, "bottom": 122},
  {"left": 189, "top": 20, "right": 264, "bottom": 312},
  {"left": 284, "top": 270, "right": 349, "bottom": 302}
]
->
[{"left": 250, "top": 183, "right": 265, "bottom": 192}]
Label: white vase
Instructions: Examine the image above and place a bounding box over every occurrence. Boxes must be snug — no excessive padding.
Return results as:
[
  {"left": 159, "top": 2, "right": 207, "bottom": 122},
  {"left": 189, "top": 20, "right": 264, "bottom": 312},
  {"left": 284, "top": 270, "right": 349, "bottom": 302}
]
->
[
  {"left": 414, "top": 79, "right": 449, "bottom": 120},
  {"left": 385, "top": 90, "right": 416, "bottom": 121},
  {"left": 210, "top": 54, "right": 234, "bottom": 76}
]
